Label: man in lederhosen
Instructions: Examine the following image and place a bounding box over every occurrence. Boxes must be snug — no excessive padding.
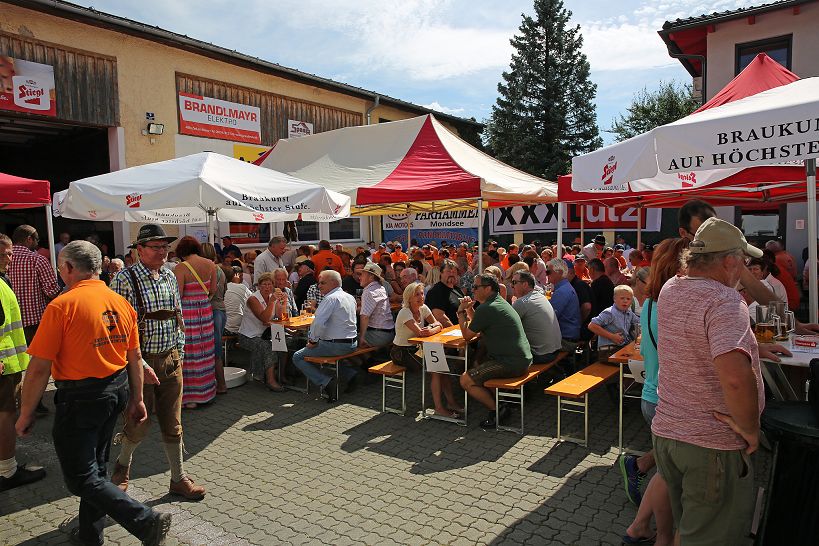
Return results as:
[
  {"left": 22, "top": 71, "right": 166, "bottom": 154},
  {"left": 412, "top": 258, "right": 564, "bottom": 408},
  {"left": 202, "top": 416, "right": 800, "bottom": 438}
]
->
[{"left": 109, "top": 225, "right": 205, "bottom": 500}]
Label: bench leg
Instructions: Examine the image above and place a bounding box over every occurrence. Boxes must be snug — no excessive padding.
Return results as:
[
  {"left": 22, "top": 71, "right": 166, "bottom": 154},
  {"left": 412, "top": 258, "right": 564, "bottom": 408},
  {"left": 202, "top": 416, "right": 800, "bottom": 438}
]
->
[
  {"left": 584, "top": 393, "right": 589, "bottom": 447},
  {"left": 381, "top": 373, "right": 406, "bottom": 416},
  {"left": 496, "top": 386, "right": 524, "bottom": 435},
  {"left": 381, "top": 375, "right": 387, "bottom": 413},
  {"left": 556, "top": 394, "right": 589, "bottom": 447},
  {"left": 556, "top": 396, "right": 562, "bottom": 440}
]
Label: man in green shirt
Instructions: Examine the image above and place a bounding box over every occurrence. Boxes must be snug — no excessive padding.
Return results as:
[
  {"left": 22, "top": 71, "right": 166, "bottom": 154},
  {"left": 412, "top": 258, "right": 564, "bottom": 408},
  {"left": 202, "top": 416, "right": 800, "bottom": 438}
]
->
[{"left": 457, "top": 273, "right": 532, "bottom": 429}]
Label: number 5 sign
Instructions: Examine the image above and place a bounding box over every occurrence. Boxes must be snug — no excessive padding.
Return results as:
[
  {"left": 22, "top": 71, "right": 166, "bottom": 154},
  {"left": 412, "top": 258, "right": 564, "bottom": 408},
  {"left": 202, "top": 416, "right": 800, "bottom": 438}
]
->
[
  {"left": 269, "top": 323, "right": 288, "bottom": 352},
  {"left": 423, "top": 342, "right": 448, "bottom": 372}
]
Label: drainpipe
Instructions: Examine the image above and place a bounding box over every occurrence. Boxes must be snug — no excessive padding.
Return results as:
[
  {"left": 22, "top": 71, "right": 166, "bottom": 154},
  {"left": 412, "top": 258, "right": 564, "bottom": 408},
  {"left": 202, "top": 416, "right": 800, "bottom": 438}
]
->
[
  {"left": 366, "top": 95, "right": 380, "bottom": 125},
  {"left": 668, "top": 51, "right": 707, "bottom": 106}
]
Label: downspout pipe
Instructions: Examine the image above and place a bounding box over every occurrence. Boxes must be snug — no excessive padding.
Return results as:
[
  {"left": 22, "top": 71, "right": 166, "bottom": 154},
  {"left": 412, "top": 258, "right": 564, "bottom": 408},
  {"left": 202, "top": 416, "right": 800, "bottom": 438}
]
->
[{"left": 366, "top": 95, "right": 380, "bottom": 125}]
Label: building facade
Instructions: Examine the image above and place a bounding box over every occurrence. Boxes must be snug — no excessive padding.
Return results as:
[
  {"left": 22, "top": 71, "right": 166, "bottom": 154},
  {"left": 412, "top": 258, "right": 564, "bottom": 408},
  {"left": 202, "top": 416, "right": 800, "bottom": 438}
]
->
[{"left": 0, "top": 0, "right": 481, "bottom": 254}]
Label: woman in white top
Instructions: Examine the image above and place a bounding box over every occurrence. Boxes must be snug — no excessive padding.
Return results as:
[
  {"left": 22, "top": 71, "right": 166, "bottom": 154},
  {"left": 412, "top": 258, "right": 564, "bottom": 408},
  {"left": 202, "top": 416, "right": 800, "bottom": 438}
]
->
[
  {"left": 237, "top": 271, "right": 287, "bottom": 392},
  {"left": 390, "top": 282, "right": 462, "bottom": 418},
  {"left": 224, "top": 266, "right": 253, "bottom": 334}
]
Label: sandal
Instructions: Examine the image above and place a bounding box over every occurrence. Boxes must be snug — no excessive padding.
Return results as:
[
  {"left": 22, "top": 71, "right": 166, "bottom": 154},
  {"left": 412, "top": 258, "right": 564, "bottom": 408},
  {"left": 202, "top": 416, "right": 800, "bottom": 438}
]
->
[
  {"left": 622, "top": 533, "right": 656, "bottom": 545},
  {"left": 183, "top": 403, "right": 198, "bottom": 410},
  {"left": 266, "top": 383, "right": 286, "bottom": 393},
  {"left": 434, "top": 409, "right": 461, "bottom": 419}
]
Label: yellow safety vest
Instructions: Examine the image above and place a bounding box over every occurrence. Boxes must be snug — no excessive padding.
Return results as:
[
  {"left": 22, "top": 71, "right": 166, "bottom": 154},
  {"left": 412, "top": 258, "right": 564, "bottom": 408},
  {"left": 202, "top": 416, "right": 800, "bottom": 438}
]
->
[{"left": 0, "top": 279, "right": 29, "bottom": 374}]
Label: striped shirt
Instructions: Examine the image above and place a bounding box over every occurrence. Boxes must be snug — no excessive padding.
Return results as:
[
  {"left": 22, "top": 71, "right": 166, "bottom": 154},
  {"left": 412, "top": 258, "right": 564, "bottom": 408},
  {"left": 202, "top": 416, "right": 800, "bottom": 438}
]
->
[
  {"left": 360, "top": 281, "right": 394, "bottom": 330},
  {"left": 110, "top": 262, "right": 185, "bottom": 357},
  {"left": 8, "top": 245, "right": 61, "bottom": 327}
]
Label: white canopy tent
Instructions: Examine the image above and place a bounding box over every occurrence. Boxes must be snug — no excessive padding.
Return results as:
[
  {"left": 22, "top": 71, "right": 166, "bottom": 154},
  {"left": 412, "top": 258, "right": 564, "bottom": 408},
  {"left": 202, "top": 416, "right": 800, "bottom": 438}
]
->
[
  {"left": 571, "top": 77, "right": 819, "bottom": 322},
  {"left": 54, "top": 152, "right": 351, "bottom": 243}
]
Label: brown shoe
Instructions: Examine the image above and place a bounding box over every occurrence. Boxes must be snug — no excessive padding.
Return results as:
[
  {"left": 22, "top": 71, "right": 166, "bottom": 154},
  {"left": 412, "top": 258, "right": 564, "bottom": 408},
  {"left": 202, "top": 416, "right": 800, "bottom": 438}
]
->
[
  {"left": 111, "top": 462, "right": 130, "bottom": 492},
  {"left": 169, "top": 476, "right": 205, "bottom": 501}
]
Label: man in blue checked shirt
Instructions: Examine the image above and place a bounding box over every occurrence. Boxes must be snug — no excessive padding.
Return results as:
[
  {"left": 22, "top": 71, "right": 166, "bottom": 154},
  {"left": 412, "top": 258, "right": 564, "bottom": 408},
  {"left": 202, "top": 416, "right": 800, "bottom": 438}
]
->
[
  {"left": 109, "top": 224, "right": 205, "bottom": 501},
  {"left": 292, "top": 270, "right": 358, "bottom": 403}
]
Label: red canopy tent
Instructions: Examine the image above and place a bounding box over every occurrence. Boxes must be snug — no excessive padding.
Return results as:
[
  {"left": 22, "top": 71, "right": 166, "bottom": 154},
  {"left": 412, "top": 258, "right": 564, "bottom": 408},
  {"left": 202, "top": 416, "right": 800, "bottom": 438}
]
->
[
  {"left": 0, "top": 172, "right": 56, "bottom": 268},
  {"left": 558, "top": 53, "right": 812, "bottom": 241}
]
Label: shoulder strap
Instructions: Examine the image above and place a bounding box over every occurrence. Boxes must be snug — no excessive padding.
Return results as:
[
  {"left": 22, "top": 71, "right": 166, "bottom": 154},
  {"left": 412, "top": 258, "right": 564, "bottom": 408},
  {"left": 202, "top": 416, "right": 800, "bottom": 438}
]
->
[
  {"left": 181, "top": 260, "right": 209, "bottom": 294},
  {"left": 127, "top": 267, "right": 146, "bottom": 321},
  {"left": 647, "top": 299, "right": 658, "bottom": 350}
]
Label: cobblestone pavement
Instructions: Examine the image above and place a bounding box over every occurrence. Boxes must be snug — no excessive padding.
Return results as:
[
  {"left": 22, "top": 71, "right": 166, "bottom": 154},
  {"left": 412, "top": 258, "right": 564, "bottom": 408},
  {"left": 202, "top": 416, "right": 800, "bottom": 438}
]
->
[{"left": 0, "top": 364, "right": 768, "bottom": 545}]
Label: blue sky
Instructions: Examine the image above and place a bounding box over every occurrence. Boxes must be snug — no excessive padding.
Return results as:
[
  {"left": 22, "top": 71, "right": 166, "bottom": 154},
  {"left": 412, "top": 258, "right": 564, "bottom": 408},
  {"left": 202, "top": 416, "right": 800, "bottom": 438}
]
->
[{"left": 81, "top": 0, "right": 759, "bottom": 143}]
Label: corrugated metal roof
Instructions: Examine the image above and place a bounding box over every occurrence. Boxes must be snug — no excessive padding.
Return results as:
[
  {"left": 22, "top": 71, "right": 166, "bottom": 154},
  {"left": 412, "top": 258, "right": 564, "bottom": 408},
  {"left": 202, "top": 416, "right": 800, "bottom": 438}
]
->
[
  {"left": 661, "top": 0, "right": 814, "bottom": 31},
  {"left": 6, "top": 0, "right": 483, "bottom": 129}
]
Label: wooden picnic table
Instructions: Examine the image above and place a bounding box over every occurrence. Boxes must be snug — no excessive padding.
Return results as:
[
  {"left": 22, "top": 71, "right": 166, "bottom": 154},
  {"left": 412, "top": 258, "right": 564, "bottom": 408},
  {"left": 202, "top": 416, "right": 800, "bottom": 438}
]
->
[{"left": 276, "top": 314, "right": 314, "bottom": 330}]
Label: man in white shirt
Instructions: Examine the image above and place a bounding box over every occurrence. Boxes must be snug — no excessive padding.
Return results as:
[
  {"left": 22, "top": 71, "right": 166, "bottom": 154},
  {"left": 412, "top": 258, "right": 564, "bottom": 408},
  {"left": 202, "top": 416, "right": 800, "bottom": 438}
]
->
[
  {"left": 292, "top": 270, "right": 358, "bottom": 402},
  {"left": 254, "top": 236, "right": 289, "bottom": 285},
  {"left": 581, "top": 235, "right": 606, "bottom": 262},
  {"left": 358, "top": 263, "right": 395, "bottom": 349}
]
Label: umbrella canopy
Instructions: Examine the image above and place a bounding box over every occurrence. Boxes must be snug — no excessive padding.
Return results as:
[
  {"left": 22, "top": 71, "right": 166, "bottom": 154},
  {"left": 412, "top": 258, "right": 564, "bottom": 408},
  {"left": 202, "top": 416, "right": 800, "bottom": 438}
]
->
[
  {"left": 54, "top": 152, "right": 350, "bottom": 224},
  {"left": 0, "top": 172, "right": 50, "bottom": 209},
  {"left": 255, "top": 114, "right": 557, "bottom": 215},
  {"left": 571, "top": 54, "right": 804, "bottom": 193}
]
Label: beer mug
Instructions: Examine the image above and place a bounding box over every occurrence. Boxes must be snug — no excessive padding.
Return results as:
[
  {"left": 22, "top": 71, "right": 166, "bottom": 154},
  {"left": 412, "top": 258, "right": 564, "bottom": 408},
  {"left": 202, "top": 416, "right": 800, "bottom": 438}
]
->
[
  {"left": 754, "top": 305, "right": 778, "bottom": 344},
  {"left": 776, "top": 310, "right": 796, "bottom": 341}
]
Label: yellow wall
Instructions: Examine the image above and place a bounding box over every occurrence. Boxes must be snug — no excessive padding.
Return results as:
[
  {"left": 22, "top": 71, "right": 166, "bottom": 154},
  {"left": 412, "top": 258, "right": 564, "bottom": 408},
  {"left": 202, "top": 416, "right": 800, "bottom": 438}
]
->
[{"left": 0, "top": 3, "right": 455, "bottom": 168}]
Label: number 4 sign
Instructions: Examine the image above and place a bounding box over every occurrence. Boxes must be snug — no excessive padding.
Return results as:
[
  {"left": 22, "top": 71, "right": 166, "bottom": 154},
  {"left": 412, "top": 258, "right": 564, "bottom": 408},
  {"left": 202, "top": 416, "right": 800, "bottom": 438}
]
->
[
  {"left": 269, "top": 323, "right": 287, "bottom": 352},
  {"left": 423, "top": 342, "right": 449, "bottom": 372}
]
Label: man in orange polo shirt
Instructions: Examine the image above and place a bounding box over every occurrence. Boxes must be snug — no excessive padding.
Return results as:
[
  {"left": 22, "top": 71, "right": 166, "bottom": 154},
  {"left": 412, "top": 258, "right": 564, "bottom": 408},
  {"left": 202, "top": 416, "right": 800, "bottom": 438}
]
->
[
  {"left": 311, "top": 239, "right": 346, "bottom": 275},
  {"left": 16, "top": 241, "right": 171, "bottom": 546},
  {"left": 390, "top": 243, "right": 409, "bottom": 265}
]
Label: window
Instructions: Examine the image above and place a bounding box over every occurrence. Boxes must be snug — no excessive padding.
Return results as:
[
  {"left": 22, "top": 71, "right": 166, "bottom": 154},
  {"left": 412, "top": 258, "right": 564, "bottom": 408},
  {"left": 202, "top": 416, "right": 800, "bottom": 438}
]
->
[
  {"left": 736, "top": 35, "right": 791, "bottom": 74},
  {"left": 292, "top": 219, "right": 319, "bottom": 242},
  {"left": 329, "top": 218, "right": 361, "bottom": 241},
  {"left": 226, "top": 222, "right": 270, "bottom": 245}
]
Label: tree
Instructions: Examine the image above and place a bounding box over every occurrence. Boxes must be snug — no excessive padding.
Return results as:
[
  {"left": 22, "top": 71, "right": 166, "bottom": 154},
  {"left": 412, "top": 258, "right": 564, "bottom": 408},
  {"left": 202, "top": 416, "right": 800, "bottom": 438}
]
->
[
  {"left": 610, "top": 81, "right": 698, "bottom": 142},
  {"left": 486, "top": 0, "right": 602, "bottom": 181}
]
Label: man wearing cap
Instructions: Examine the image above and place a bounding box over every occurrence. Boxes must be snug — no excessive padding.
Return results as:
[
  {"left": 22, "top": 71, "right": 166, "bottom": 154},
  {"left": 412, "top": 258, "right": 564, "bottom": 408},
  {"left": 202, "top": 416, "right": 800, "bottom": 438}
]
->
[
  {"left": 293, "top": 259, "right": 317, "bottom": 310},
  {"left": 390, "top": 243, "right": 408, "bottom": 266},
  {"left": 358, "top": 263, "right": 395, "bottom": 352},
  {"left": 109, "top": 224, "right": 205, "bottom": 501},
  {"left": 220, "top": 236, "right": 241, "bottom": 261},
  {"left": 652, "top": 217, "right": 765, "bottom": 544},
  {"left": 582, "top": 235, "right": 606, "bottom": 262},
  {"left": 613, "top": 244, "right": 628, "bottom": 269},
  {"left": 292, "top": 270, "right": 358, "bottom": 402},
  {"left": 16, "top": 241, "right": 172, "bottom": 545}
]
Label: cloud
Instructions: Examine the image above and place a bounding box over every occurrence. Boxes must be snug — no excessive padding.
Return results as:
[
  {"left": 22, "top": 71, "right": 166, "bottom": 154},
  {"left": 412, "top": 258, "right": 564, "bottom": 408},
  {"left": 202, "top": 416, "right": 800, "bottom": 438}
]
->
[{"left": 419, "top": 101, "right": 465, "bottom": 115}]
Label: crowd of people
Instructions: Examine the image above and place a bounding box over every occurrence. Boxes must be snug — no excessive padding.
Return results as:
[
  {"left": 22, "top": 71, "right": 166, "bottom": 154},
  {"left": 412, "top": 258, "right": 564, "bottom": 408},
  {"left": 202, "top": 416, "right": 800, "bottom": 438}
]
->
[{"left": 2, "top": 197, "right": 819, "bottom": 544}]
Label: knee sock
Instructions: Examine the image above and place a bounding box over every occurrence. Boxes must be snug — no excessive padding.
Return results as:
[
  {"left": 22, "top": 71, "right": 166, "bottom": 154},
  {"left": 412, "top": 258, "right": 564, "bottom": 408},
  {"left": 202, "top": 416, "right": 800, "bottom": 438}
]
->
[
  {"left": 163, "top": 442, "right": 185, "bottom": 483},
  {"left": 116, "top": 436, "right": 141, "bottom": 467},
  {"left": 0, "top": 456, "right": 17, "bottom": 478}
]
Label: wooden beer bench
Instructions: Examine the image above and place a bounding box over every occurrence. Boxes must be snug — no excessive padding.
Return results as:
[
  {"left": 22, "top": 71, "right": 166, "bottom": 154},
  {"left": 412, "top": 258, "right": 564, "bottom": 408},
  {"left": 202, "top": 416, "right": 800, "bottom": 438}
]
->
[
  {"left": 368, "top": 361, "right": 407, "bottom": 415},
  {"left": 544, "top": 363, "right": 619, "bottom": 447},
  {"left": 484, "top": 352, "right": 568, "bottom": 434},
  {"left": 304, "top": 346, "right": 378, "bottom": 399}
]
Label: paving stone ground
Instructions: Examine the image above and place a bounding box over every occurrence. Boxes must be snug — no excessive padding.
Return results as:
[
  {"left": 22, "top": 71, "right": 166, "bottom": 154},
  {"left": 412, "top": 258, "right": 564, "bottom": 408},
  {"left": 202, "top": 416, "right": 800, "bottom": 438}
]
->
[{"left": 1, "top": 362, "right": 770, "bottom": 545}]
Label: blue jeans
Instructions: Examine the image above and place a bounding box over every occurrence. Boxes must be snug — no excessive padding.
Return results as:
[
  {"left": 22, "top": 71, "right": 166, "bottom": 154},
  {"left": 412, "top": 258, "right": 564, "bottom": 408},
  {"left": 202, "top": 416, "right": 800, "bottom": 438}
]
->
[
  {"left": 52, "top": 370, "right": 155, "bottom": 545},
  {"left": 212, "top": 308, "right": 226, "bottom": 359},
  {"left": 292, "top": 339, "right": 358, "bottom": 389}
]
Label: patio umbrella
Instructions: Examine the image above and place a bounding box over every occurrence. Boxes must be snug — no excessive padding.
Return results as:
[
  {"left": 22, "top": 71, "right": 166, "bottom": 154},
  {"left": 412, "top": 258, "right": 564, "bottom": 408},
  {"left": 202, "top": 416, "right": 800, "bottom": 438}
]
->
[
  {"left": 570, "top": 73, "right": 819, "bottom": 321},
  {"left": 54, "top": 152, "right": 351, "bottom": 243}
]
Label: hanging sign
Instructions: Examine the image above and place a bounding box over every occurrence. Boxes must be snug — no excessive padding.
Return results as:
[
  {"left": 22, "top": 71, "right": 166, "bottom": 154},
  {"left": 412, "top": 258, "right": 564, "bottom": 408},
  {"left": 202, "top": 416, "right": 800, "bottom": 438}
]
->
[
  {"left": 383, "top": 211, "right": 480, "bottom": 247},
  {"left": 178, "top": 92, "right": 261, "bottom": 144},
  {"left": 287, "top": 119, "right": 313, "bottom": 139},
  {"left": 490, "top": 204, "right": 660, "bottom": 234},
  {"left": 0, "top": 56, "right": 56, "bottom": 117}
]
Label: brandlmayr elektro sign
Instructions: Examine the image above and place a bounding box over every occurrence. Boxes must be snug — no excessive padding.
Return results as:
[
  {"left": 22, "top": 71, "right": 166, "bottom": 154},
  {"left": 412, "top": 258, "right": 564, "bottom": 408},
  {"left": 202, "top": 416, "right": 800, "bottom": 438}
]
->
[{"left": 178, "top": 92, "right": 261, "bottom": 144}]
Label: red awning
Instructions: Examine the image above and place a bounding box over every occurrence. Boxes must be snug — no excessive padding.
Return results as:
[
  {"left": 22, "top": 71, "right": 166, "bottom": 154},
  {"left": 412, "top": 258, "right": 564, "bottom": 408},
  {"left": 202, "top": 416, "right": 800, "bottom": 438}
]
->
[{"left": 0, "top": 172, "right": 51, "bottom": 209}]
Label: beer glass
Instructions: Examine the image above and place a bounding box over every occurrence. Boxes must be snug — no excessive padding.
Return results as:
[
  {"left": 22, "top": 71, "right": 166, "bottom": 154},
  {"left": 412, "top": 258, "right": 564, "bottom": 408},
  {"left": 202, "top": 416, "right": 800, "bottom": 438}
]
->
[{"left": 755, "top": 305, "right": 777, "bottom": 344}]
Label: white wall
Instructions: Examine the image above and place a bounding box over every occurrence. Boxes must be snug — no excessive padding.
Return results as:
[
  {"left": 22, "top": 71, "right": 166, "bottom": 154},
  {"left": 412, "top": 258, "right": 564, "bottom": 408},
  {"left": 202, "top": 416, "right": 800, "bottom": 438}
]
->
[{"left": 705, "top": 3, "right": 819, "bottom": 98}]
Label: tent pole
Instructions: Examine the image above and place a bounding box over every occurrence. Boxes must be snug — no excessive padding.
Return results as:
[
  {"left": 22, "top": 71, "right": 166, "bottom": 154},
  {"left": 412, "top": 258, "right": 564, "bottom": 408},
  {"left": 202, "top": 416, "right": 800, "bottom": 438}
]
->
[
  {"left": 637, "top": 205, "right": 642, "bottom": 251},
  {"left": 556, "top": 203, "right": 563, "bottom": 255},
  {"left": 45, "top": 204, "right": 56, "bottom": 271},
  {"left": 477, "top": 199, "right": 483, "bottom": 272},
  {"left": 807, "top": 158, "right": 817, "bottom": 324},
  {"left": 207, "top": 210, "right": 215, "bottom": 245},
  {"left": 406, "top": 204, "right": 411, "bottom": 248},
  {"left": 579, "top": 205, "right": 584, "bottom": 247}
]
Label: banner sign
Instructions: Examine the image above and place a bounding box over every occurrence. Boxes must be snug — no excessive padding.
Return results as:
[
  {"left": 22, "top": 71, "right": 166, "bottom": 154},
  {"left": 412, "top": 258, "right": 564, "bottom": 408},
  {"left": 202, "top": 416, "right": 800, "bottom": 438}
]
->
[
  {"left": 382, "top": 211, "right": 479, "bottom": 247},
  {"left": 287, "top": 119, "right": 313, "bottom": 139},
  {"left": 491, "top": 204, "right": 661, "bottom": 234},
  {"left": 178, "top": 92, "right": 261, "bottom": 144},
  {"left": 0, "top": 56, "right": 56, "bottom": 117}
]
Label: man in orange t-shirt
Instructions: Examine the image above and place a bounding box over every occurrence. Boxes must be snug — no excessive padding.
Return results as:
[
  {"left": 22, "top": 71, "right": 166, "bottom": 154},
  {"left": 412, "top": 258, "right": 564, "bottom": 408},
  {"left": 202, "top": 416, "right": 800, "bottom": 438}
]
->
[
  {"left": 17, "top": 241, "right": 171, "bottom": 546},
  {"left": 311, "top": 240, "right": 346, "bottom": 275},
  {"left": 390, "top": 243, "right": 409, "bottom": 265}
]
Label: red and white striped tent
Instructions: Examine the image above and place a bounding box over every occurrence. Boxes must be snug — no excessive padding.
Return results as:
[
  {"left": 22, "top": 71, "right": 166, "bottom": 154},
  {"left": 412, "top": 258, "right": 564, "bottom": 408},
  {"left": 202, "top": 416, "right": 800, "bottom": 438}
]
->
[{"left": 255, "top": 114, "right": 557, "bottom": 215}]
